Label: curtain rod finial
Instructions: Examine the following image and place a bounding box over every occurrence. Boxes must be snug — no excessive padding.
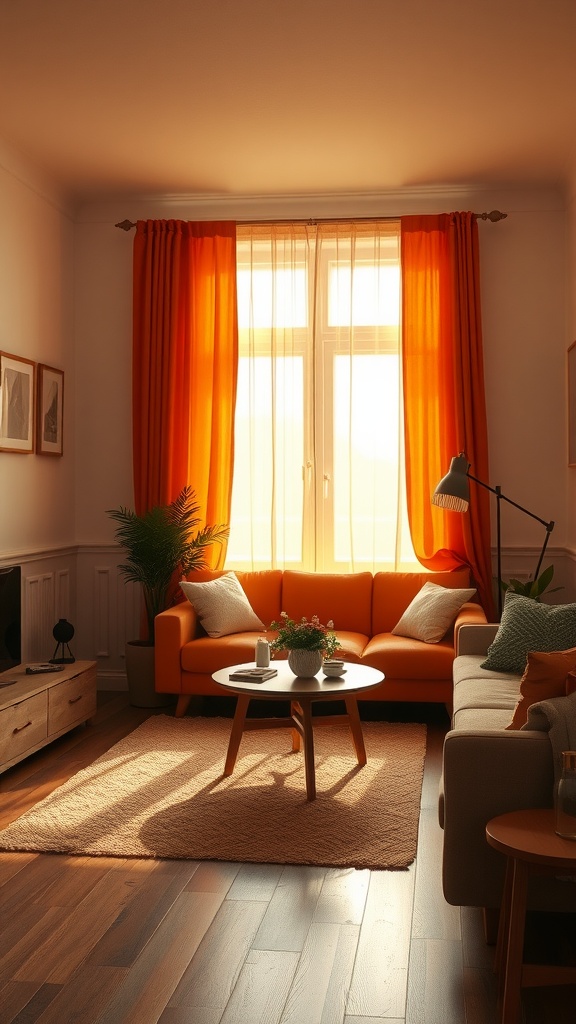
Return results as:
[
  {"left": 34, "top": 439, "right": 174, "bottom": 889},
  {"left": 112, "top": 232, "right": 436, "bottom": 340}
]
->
[
  {"left": 115, "top": 219, "right": 136, "bottom": 231},
  {"left": 477, "top": 210, "right": 507, "bottom": 223}
]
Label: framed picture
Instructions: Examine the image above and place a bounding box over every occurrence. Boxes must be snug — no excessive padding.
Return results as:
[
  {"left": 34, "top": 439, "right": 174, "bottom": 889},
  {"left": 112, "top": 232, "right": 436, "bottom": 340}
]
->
[
  {"left": 37, "top": 364, "right": 64, "bottom": 456},
  {"left": 569, "top": 342, "right": 576, "bottom": 467},
  {"left": 0, "top": 352, "right": 35, "bottom": 453}
]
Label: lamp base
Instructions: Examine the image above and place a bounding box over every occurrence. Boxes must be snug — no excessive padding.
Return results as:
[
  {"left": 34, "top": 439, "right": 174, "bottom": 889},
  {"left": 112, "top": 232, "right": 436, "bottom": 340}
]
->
[{"left": 50, "top": 642, "right": 75, "bottom": 664}]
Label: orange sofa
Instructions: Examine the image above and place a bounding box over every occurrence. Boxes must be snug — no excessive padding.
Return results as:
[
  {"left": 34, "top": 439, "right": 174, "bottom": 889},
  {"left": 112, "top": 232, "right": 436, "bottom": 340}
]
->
[{"left": 155, "top": 568, "right": 487, "bottom": 717}]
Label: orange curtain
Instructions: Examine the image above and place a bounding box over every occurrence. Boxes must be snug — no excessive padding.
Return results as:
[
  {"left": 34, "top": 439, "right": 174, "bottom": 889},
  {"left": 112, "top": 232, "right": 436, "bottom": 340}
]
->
[
  {"left": 132, "top": 219, "right": 238, "bottom": 564},
  {"left": 401, "top": 213, "right": 495, "bottom": 618}
]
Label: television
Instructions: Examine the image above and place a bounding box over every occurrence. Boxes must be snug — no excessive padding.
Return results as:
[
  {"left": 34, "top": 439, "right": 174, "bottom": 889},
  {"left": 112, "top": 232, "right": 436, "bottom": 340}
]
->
[{"left": 0, "top": 565, "right": 21, "bottom": 673}]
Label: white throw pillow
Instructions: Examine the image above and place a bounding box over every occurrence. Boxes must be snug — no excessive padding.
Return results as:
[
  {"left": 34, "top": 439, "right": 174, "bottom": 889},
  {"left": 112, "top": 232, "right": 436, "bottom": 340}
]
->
[
  {"left": 391, "top": 582, "right": 476, "bottom": 643},
  {"left": 179, "top": 572, "right": 265, "bottom": 638}
]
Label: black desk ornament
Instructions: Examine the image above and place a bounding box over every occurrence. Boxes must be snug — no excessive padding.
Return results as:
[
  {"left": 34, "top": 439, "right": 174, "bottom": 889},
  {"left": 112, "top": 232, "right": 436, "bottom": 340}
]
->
[{"left": 50, "top": 618, "right": 75, "bottom": 664}]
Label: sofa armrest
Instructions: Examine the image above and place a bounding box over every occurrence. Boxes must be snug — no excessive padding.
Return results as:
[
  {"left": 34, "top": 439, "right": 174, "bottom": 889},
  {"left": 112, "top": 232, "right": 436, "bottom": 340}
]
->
[
  {"left": 155, "top": 602, "right": 198, "bottom": 694},
  {"left": 453, "top": 603, "right": 488, "bottom": 652},
  {"left": 440, "top": 728, "right": 554, "bottom": 909},
  {"left": 456, "top": 621, "right": 499, "bottom": 657}
]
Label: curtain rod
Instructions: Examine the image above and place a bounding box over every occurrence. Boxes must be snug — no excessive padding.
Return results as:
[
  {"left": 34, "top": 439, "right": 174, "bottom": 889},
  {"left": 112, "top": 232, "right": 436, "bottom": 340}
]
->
[{"left": 115, "top": 210, "right": 507, "bottom": 231}]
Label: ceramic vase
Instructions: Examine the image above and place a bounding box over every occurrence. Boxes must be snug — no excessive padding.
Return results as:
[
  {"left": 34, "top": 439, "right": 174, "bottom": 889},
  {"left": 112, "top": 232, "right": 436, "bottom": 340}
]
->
[{"left": 288, "top": 649, "right": 323, "bottom": 677}]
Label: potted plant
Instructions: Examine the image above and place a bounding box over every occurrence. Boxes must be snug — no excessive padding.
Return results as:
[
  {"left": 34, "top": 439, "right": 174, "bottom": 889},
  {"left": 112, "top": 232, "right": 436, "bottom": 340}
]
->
[
  {"left": 268, "top": 612, "right": 339, "bottom": 677},
  {"left": 500, "top": 564, "right": 563, "bottom": 603},
  {"left": 107, "top": 485, "right": 229, "bottom": 707}
]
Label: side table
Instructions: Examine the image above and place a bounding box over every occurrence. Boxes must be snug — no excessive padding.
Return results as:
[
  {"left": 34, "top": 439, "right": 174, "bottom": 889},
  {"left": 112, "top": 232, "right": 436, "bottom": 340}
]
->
[{"left": 486, "top": 808, "right": 576, "bottom": 1024}]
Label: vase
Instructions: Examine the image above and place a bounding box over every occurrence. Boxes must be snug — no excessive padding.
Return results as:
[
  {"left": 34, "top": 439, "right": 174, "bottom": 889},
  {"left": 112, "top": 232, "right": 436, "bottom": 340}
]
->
[{"left": 288, "top": 649, "right": 323, "bottom": 677}]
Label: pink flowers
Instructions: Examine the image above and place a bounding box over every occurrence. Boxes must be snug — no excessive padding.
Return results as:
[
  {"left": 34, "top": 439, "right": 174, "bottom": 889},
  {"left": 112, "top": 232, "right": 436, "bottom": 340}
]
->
[{"left": 268, "top": 612, "right": 339, "bottom": 657}]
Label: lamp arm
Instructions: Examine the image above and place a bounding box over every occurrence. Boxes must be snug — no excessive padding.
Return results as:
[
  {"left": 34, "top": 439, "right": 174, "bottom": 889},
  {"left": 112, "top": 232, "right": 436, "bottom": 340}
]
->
[{"left": 466, "top": 471, "right": 554, "bottom": 531}]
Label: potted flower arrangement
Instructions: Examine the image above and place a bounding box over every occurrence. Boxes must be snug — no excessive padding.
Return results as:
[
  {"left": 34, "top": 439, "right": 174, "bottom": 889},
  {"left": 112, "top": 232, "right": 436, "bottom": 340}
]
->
[{"left": 268, "top": 612, "right": 339, "bottom": 677}]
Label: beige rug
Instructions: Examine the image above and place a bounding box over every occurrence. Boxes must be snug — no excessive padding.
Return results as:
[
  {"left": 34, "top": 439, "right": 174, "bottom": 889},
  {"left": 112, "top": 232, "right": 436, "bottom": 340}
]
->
[{"left": 0, "top": 715, "right": 426, "bottom": 870}]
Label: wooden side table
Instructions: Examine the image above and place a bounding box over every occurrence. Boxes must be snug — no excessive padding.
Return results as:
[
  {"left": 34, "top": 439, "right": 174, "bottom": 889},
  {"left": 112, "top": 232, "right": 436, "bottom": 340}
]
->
[{"left": 486, "top": 808, "right": 576, "bottom": 1024}]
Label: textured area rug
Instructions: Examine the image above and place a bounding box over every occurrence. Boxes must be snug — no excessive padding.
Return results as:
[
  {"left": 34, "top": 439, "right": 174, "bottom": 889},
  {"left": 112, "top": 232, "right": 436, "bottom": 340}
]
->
[{"left": 0, "top": 715, "right": 426, "bottom": 869}]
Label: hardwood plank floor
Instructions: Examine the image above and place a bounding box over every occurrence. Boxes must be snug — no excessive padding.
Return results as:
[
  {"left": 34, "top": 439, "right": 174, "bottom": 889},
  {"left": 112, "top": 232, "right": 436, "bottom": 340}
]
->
[{"left": 0, "top": 692, "right": 574, "bottom": 1023}]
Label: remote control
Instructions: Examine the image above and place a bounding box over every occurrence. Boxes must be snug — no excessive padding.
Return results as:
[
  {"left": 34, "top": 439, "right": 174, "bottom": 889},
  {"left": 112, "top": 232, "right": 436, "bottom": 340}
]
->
[{"left": 25, "top": 664, "right": 64, "bottom": 675}]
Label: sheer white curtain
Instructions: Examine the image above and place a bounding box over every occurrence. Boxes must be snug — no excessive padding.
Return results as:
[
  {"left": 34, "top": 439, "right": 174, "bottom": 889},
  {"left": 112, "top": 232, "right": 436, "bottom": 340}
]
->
[{"left": 226, "top": 219, "right": 417, "bottom": 573}]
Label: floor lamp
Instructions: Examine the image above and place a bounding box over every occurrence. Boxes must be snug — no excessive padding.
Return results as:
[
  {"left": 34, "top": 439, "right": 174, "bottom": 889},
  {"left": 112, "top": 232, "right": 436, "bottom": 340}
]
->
[{"left": 432, "top": 453, "right": 555, "bottom": 618}]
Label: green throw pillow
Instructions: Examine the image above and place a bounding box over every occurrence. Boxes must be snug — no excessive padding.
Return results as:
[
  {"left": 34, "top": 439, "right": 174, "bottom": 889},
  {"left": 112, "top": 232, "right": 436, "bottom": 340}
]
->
[{"left": 481, "top": 592, "right": 576, "bottom": 674}]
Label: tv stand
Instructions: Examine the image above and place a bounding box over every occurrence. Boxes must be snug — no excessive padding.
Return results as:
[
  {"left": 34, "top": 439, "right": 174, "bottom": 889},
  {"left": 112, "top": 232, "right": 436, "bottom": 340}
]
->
[{"left": 0, "top": 660, "right": 97, "bottom": 773}]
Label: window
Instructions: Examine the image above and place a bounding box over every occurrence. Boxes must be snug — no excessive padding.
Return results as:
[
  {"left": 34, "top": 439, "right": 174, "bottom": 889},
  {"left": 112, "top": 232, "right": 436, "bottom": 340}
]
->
[{"left": 227, "top": 221, "right": 417, "bottom": 572}]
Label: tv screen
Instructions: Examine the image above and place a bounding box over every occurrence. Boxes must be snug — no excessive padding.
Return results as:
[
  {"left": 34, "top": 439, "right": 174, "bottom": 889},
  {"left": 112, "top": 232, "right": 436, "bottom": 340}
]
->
[{"left": 0, "top": 565, "right": 21, "bottom": 673}]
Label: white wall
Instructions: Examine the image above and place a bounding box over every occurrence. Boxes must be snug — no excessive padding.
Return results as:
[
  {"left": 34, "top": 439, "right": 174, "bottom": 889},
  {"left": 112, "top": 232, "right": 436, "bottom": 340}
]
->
[{"left": 0, "top": 140, "right": 75, "bottom": 556}]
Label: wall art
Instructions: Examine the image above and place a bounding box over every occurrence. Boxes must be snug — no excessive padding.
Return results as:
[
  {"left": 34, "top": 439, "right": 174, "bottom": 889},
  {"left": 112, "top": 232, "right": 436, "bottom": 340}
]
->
[
  {"left": 0, "top": 351, "right": 35, "bottom": 453},
  {"left": 565, "top": 346, "right": 569, "bottom": 468},
  {"left": 37, "top": 363, "right": 64, "bottom": 456}
]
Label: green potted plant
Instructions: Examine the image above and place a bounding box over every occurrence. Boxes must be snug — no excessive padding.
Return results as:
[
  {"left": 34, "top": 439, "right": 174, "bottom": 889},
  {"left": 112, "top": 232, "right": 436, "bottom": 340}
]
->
[
  {"left": 500, "top": 564, "right": 563, "bottom": 603},
  {"left": 107, "top": 485, "right": 229, "bottom": 707}
]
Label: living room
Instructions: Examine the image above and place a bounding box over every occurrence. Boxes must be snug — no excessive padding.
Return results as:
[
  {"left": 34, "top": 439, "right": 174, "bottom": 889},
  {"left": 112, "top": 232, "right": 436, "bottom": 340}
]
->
[{"left": 1, "top": 2, "right": 576, "bottom": 1022}]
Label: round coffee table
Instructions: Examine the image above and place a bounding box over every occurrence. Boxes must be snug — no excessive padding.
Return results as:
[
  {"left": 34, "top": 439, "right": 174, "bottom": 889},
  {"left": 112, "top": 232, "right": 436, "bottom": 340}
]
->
[{"left": 212, "top": 660, "right": 384, "bottom": 800}]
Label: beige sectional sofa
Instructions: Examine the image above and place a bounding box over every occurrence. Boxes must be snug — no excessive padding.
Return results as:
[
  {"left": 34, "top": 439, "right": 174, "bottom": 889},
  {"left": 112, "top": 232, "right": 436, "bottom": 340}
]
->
[{"left": 439, "top": 622, "right": 576, "bottom": 922}]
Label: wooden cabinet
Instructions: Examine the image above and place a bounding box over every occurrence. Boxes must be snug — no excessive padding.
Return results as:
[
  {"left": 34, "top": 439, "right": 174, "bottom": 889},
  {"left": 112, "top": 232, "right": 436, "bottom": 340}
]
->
[{"left": 0, "top": 661, "right": 97, "bottom": 773}]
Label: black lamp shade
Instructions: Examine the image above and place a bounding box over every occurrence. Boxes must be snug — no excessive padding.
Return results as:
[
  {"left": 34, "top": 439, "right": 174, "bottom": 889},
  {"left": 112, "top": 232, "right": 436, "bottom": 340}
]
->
[{"left": 432, "top": 454, "right": 470, "bottom": 512}]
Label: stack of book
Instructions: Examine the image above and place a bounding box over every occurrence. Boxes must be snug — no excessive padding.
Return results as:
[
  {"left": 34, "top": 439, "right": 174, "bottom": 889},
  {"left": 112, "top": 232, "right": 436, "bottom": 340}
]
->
[{"left": 229, "top": 667, "right": 278, "bottom": 682}]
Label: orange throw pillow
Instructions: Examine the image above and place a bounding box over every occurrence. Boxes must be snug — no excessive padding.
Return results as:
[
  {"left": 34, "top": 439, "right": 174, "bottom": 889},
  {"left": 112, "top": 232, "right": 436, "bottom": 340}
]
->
[{"left": 507, "top": 648, "right": 576, "bottom": 729}]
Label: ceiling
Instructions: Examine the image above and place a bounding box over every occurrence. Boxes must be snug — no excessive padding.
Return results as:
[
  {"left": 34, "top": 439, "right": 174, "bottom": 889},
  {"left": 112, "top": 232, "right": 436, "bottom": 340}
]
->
[{"left": 1, "top": 0, "right": 575, "bottom": 204}]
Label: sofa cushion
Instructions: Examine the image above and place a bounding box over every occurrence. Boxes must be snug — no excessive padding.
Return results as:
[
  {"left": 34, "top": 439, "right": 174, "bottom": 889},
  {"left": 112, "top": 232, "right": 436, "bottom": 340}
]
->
[
  {"left": 372, "top": 568, "right": 471, "bottom": 634},
  {"left": 180, "top": 572, "right": 265, "bottom": 637},
  {"left": 281, "top": 570, "right": 373, "bottom": 636},
  {"left": 507, "top": 648, "right": 576, "bottom": 729},
  {"left": 391, "top": 582, "right": 476, "bottom": 643},
  {"left": 480, "top": 592, "right": 576, "bottom": 674},
  {"left": 362, "top": 632, "right": 456, "bottom": 679},
  {"left": 452, "top": 705, "right": 518, "bottom": 731}
]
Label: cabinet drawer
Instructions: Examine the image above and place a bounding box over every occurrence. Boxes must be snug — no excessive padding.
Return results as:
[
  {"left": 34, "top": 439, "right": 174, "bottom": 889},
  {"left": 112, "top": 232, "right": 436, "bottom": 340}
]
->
[
  {"left": 0, "top": 691, "right": 48, "bottom": 764},
  {"left": 48, "top": 667, "right": 97, "bottom": 735}
]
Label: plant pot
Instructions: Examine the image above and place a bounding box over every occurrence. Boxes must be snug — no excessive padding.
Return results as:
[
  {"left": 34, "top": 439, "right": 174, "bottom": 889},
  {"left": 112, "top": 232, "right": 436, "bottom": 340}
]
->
[
  {"left": 288, "top": 649, "right": 323, "bottom": 677},
  {"left": 125, "top": 640, "right": 172, "bottom": 709}
]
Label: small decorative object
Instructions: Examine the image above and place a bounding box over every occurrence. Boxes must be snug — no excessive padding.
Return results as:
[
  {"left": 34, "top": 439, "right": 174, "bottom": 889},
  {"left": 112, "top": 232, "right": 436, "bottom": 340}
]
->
[
  {"left": 36, "top": 364, "right": 64, "bottom": 456},
  {"left": 269, "top": 612, "right": 339, "bottom": 677},
  {"left": 255, "top": 637, "right": 270, "bottom": 667},
  {"left": 0, "top": 352, "right": 35, "bottom": 453},
  {"left": 323, "top": 659, "right": 346, "bottom": 677},
  {"left": 50, "top": 618, "right": 75, "bottom": 664},
  {"left": 555, "top": 750, "right": 576, "bottom": 839}
]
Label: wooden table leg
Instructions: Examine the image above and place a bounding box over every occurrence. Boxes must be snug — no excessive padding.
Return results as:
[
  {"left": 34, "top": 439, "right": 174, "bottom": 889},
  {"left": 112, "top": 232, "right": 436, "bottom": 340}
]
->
[
  {"left": 501, "top": 857, "right": 529, "bottom": 1024},
  {"left": 345, "top": 697, "right": 367, "bottom": 766},
  {"left": 299, "top": 698, "right": 316, "bottom": 801},
  {"left": 495, "top": 857, "right": 514, "bottom": 1005},
  {"left": 223, "top": 695, "right": 251, "bottom": 777},
  {"left": 290, "top": 701, "right": 302, "bottom": 751}
]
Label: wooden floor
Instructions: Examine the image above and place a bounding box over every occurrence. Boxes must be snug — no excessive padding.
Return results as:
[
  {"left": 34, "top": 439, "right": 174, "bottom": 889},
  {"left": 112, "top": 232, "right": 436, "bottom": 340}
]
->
[{"left": 0, "top": 693, "right": 575, "bottom": 1024}]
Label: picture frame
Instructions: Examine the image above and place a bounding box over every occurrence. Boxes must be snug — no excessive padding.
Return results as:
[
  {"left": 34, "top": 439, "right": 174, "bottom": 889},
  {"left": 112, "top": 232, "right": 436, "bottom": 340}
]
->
[
  {"left": 0, "top": 352, "right": 36, "bottom": 453},
  {"left": 569, "top": 341, "right": 576, "bottom": 467},
  {"left": 36, "top": 364, "right": 64, "bottom": 456}
]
